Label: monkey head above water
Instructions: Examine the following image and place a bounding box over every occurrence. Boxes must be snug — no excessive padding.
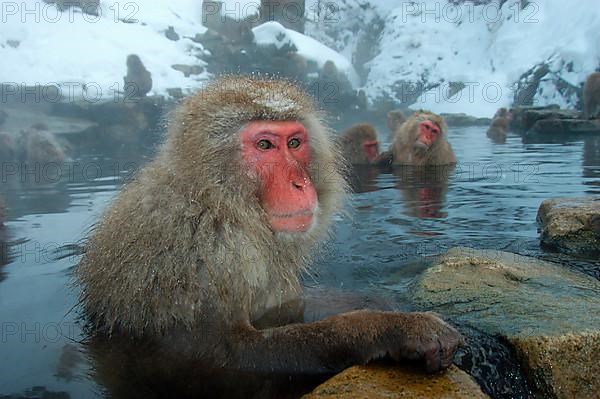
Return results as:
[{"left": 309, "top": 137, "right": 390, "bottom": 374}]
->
[
  {"left": 338, "top": 123, "right": 380, "bottom": 165},
  {"left": 386, "top": 110, "right": 456, "bottom": 166},
  {"left": 77, "top": 76, "right": 462, "bottom": 376}
]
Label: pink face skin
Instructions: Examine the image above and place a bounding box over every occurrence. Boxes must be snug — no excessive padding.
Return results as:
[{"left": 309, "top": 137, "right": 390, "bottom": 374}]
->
[
  {"left": 240, "top": 121, "right": 318, "bottom": 233},
  {"left": 416, "top": 120, "right": 441, "bottom": 149},
  {"left": 362, "top": 140, "right": 379, "bottom": 162}
]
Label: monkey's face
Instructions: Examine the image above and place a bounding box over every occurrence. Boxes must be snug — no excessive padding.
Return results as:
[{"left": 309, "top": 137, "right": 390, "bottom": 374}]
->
[
  {"left": 240, "top": 120, "right": 318, "bottom": 234},
  {"left": 413, "top": 114, "right": 442, "bottom": 153}
]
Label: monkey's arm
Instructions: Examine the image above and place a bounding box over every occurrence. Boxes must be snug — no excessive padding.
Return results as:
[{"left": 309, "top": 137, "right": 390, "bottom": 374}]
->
[
  {"left": 373, "top": 150, "right": 393, "bottom": 168},
  {"left": 227, "top": 310, "right": 462, "bottom": 374}
]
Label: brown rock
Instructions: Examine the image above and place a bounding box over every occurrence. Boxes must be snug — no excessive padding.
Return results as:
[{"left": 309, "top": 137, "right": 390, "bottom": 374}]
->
[
  {"left": 538, "top": 196, "right": 600, "bottom": 255},
  {"left": 512, "top": 332, "right": 600, "bottom": 399},
  {"left": 413, "top": 247, "right": 600, "bottom": 399},
  {"left": 303, "top": 364, "right": 488, "bottom": 399}
]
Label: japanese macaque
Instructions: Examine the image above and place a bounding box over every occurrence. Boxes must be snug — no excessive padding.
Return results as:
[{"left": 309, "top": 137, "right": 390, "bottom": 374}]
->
[
  {"left": 16, "top": 127, "right": 68, "bottom": 165},
  {"left": 338, "top": 123, "right": 380, "bottom": 165},
  {"left": 77, "top": 77, "right": 462, "bottom": 385},
  {"left": 0, "top": 133, "right": 16, "bottom": 161},
  {"left": 387, "top": 110, "right": 407, "bottom": 133},
  {"left": 123, "top": 54, "right": 153, "bottom": 98},
  {"left": 583, "top": 72, "right": 600, "bottom": 119},
  {"left": 378, "top": 111, "right": 456, "bottom": 166},
  {"left": 487, "top": 108, "right": 512, "bottom": 143}
]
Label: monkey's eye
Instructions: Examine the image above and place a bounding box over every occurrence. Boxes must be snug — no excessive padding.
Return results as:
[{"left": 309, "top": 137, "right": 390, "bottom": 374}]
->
[
  {"left": 256, "top": 139, "right": 274, "bottom": 150},
  {"left": 288, "top": 138, "right": 301, "bottom": 149}
]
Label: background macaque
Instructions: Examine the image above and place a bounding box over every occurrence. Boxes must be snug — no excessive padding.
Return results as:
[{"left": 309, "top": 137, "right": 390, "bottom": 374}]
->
[
  {"left": 16, "top": 126, "right": 68, "bottom": 165},
  {"left": 387, "top": 109, "right": 407, "bottom": 133},
  {"left": 583, "top": 72, "right": 600, "bottom": 119},
  {"left": 338, "top": 123, "right": 380, "bottom": 165},
  {"left": 77, "top": 77, "right": 462, "bottom": 393},
  {"left": 487, "top": 108, "right": 512, "bottom": 143},
  {"left": 378, "top": 110, "right": 456, "bottom": 166},
  {"left": 124, "top": 54, "right": 153, "bottom": 98}
]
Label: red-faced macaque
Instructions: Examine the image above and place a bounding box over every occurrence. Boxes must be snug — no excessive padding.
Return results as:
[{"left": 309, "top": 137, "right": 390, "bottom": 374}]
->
[
  {"left": 378, "top": 111, "right": 455, "bottom": 166},
  {"left": 487, "top": 108, "right": 512, "bottom": 143},
  {"left": 77, "top": 77, "right": 462, "bottom": 386},
  {"left": 338, "top": 123, "right": 380, "bottom": 165},
  {"left": 583, "top": 72, "right": 600, "bottom": 119},
  {"left": 387, "top": 110, "right": 407, "bottom": 134}
]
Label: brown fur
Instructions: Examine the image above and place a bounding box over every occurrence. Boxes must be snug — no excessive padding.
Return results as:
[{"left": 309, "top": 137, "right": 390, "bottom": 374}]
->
[
  {"left": 77, "top": 76, "right": 462, "bottom": 376},
  {"left": 583, "top": 72, "right": 600, "bottom": 119},
  {"left": 338, "top": 123, "right": 379, "bottom": 165},
  {"left": 388, "top": 110, "right": 456, "bottom": 166},
  {"left": 124, "top": 54, "right": 152, "bottom": 98},
  {"left": 487, "top": 108, "right": 511, "bottom": 142},
  {"left": 16, "top": 128, "right": 68, "bottom": 165},
  {"left": 387, "top": 110, "right": 407, "bottom": 133}
]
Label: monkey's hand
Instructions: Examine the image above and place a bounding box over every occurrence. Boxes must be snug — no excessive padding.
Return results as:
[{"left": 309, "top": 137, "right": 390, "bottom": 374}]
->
[{"left": 384, "top": 312, "right": 464, "bottom": 373}]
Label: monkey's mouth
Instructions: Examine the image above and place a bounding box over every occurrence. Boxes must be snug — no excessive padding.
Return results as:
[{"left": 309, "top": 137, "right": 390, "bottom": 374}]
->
[{"left": 268, "top": 208, "right": 315, "bottom": 233}]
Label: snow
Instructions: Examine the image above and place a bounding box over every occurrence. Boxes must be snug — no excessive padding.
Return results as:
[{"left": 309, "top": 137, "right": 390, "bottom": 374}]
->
[
  {"left": 364, "top": 0, "right": 600, "bottom": 117},
  {"left": 253, "top": 21, "right": 360, "bottom": 87},
  {"left": 1, "top": 0, "right": 598, "bottom": 115},
  {"left": 0, "top": 0, "right": 209, "bottom": 99}
]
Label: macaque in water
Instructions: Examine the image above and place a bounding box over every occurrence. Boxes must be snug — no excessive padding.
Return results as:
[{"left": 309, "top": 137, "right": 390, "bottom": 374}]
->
[
  {"left": 487, "top": 108, "right": 512, "bottom": 143},
  {"left": 77, "top": 77, "right": 462, "bottom": 389},
  {"left": 377, "top": 111, "right": 456, "bottom": 166},
  {"left": 338, "top": 123, "right": 380, "bottom": 165},
  {"left": 583, "top": 72, "right": 600, "bottom": 119},
  {"left": 16, "top": 126, "right": 68, "bottom": 165}
]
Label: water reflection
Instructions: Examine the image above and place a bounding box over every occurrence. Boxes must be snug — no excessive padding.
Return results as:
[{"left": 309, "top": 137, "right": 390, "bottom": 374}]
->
[{"left": 0, "top": 121, "right": 598, "bottom": 398}]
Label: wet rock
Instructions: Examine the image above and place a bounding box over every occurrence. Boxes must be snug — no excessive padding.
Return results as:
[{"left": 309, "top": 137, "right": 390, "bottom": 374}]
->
[
  {"left": 413, "top": 247, "right": 600, "bottom": 399},
  {"left": 510, "top": 105, "right": 559, "bottom": 131},
  {"left": 529, "top": 118, "right": 600, "bottom": 134},
  {"left": 165, "top": 26, "right": 180, "bottom": 41},
  {"left": 519, "top": 108, "right": 579, "bottom": 132},
  {"left": 303, "top": 364, "right": 488, "bottom": 399},
  {"left": 439, "top": 113, "right": 491, "bottom": 127},
  {"left": 537, "top": 197, "right": 600, "bottom": 256},
  {"left": 171, "top": 64, "right": 205, "bottom": 77},
  {"left": 51, "top": 95, "right": 166, "bottom": 134}
]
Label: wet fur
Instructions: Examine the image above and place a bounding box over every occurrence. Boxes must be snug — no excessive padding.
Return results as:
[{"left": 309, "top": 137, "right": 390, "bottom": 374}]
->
[
  {"left": 388, "top": 111, "right": 456, "bottom": 166},
  {"left": 338, "top": 123, "right": 379, "bottom": 165},
  {"left": 77, "top": 76, "right": 347, "bottom": 336},
  {"left": 583, "top": 72, "right": 600, "bottom": 119}
]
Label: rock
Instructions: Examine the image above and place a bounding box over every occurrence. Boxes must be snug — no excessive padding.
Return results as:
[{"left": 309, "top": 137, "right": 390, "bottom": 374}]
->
[
  {"left": 302, "top": 364, "right": 488, "bottom": 399},
  {"left": 510, "top": 105, "right": 560, "bottom": 131},
  {"left": 165, "top": 26, "right": 180, "bottom": 41},
  {"left": 537, "top": 197, "right": 600, "bottom": 255},
  {"left": 413, "top": 247, "right": 600, "bottom": 399},
  {"left": 439, "top": 113, "right": 491, "bottom": 127},
  {"left": 529, "top": 118, "right": 600, "bottom": 134},
  {"left": 43, "top": 0, "right": 100, "bottom": 15},
  {"left": 171, "top": 64, "right": 205, "bottom": 77},
  {"left": 520, "top": 109, "right": 580, "bottom": 131}
]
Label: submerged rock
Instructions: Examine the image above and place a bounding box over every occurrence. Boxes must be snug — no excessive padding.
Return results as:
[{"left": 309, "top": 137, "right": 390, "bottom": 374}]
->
[
  {"left": 413, "top": 247, "right": 600, "bottom": 399},
  {"left": 439, "top": 113, "right": 491, "bottom": 127},
  {"left": 529, "top": 119, "right": 600, "bottom": 135},
  {"left": 537, "top": 197, "right": 600, "bottom": 256},
  {"left": 303, "top": 364, "right": 488, "bottom": 399}
]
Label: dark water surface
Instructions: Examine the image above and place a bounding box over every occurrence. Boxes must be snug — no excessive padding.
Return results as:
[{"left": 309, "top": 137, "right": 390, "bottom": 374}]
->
[{"left": 0, "top": 122, "right": 599, "bottom": 398}]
